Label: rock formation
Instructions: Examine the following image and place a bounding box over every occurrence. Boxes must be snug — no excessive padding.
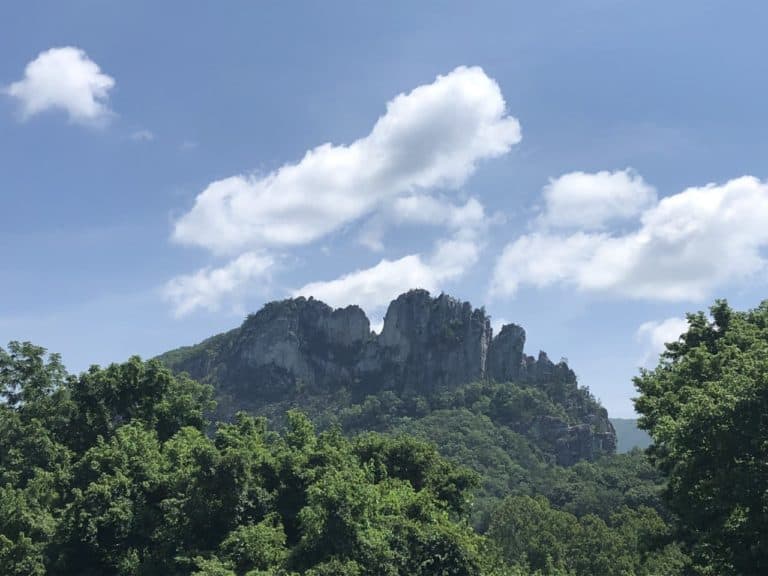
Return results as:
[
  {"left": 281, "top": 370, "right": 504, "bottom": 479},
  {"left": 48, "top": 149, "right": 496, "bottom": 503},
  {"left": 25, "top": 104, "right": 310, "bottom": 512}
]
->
[{"left": 159, "top": 289, "right": 616, "bottom": 464}]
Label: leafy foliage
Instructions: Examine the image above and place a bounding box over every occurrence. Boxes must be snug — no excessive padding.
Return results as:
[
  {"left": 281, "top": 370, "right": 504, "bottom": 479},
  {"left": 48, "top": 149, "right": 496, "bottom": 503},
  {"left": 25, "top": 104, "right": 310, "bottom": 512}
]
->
[
  {"left": 0, "top": 342, "right": 506, "bottom": 575},
  {"left": 317, "top": 380, "right": 662, "bottom": 530},
  {"left": 635, "top": 300, "right": 768, "bottom": 575},
  {"left": 488, "top": 495, "right": 688, "bottom": 575},
  {"left": 0, "top": 338, "right": 698, "bottom": 575}
]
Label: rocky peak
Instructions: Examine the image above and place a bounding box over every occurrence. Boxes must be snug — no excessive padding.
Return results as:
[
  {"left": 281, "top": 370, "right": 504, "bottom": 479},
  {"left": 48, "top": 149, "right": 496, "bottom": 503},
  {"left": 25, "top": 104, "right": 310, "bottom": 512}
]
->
[
  {"left": 487, "top": 323, "right": 526, "bottom": 382},
  {"left": 231, "top": 297, "right": 371, "bottom": 393},
  {"left": 243, "top": 297, "right": 371, "bottom": 346},
  {"left": 376, "top": 290, "right": 492, "bottom": 390},
  {"left": 159, "top": 290, "right": 616, "bottom": 464},
  {"left": 176, "top": 290, "right": 587, "bottom": 397}
]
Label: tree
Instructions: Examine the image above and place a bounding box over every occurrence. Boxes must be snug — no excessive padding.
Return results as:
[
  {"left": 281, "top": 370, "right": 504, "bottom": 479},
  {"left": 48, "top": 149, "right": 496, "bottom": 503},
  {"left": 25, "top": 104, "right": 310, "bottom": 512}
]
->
[
  {"left": 634, "top": 300, "right": 768, "bottom": 575},
  {"left": 0, "top": 341, "right": 504, "bottom": 575},
  {"left": 488, "top": 495, "right": 577, "bottom": 573},
  {"left": 488, "top": 495, "right": 687, "bottom": 576}
]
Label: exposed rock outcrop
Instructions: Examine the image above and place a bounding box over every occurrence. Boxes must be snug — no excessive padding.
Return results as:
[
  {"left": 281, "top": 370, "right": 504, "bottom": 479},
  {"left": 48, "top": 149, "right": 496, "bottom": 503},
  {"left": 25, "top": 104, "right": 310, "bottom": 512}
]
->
[
  {"left": 531, "top": 415, "right": 617, "bottom": 466},
  {"left": 374, "top": 291, "right": 492, "bottom": 392},
  {"left": 222, "top": 298, "right": 372, "bottom": 400},
  {"left": 487, "top": 323, "right": 526, "bottom": 382},
  {"left": 159, "top": 289, "right": 616, "bottom": 464}
]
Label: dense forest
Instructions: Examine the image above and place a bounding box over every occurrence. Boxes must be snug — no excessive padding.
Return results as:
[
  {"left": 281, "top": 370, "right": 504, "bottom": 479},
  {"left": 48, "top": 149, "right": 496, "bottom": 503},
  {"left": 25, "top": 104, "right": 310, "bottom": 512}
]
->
[{"left": 1, "top": 298, "right": 766, "bottom": 574}]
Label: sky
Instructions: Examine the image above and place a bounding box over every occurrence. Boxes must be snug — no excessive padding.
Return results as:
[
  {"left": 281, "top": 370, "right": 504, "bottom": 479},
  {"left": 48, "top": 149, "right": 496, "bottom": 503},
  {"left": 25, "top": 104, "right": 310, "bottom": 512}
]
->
[{"left": 2, "top": 1, "right": 767, "bottom": 417}]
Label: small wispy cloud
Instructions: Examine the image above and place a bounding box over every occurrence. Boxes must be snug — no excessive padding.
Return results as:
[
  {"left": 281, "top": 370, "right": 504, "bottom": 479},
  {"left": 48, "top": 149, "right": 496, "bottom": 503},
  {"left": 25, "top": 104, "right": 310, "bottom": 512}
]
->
[
  {"left": 163, "top": 252, "right": 274, "bottom": 317},
  {"left": 130, "top": 129, "right": 155, "bottom": 142}
]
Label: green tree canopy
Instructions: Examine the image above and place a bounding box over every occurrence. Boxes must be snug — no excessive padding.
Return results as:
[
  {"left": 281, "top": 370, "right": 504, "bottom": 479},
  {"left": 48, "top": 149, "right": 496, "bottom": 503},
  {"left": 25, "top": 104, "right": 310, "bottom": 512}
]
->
[
  {"left": 634, "top": 300, "right": 768, "bottom": 575},
  {"left": 0, "top": 342, "right": 505, "bottom": 575},
  {"left": 488, "top": 494, "right": 686, "bottom": 576}
]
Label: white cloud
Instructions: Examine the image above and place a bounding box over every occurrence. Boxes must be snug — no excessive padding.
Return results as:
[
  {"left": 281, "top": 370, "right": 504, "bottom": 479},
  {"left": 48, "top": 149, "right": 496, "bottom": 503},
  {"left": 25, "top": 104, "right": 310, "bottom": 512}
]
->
[
  {"left": 539, "top": 169, "right": 656, "bottom": 230},
  {"left": 130, "top": 129, "right": 155, "bottom": 142},
  {"left": 370, "top": 319, "right": 385, "bottom": 334},
  {"left": 294, "top": 255, "right": 439, "bottom": 311},
  {"left": 360, "top": 195, "right": 490, "bottom": 252},
  {"left": 637, "top": 316, "right": 688, "bottom": 365},
  {"left": 166, "top": 66, "right": 518, "bottom": 317},
  {"left": 4, "top": 47, "right": 115, "bottom": 125},
  {"left": 492, "top": 175, "right": 768, "bottom": 301},
  {"left": 163, "top": 252, "right": 273, "bottom": 317},
  {"left": 172, "top": 66, "right": 521, "bottom": 256},
  {"left": 429, "top": 233, "right": 483, "bottom": 282},
  {"left": 357, "top": 218, "right": 389, "bottom": 252},
  {"left": 391, "top": 196, "right": 487, "bottom": 229},
  {"left": 294, "top": 232, "right": 481, "bottom": 314}
]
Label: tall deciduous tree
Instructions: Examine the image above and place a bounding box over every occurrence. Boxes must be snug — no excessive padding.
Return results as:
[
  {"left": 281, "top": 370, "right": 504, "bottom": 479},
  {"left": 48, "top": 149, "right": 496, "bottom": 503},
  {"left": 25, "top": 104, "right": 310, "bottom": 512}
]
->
[{"left": 634, "top": 300, "right": 768, "bottom": 575}]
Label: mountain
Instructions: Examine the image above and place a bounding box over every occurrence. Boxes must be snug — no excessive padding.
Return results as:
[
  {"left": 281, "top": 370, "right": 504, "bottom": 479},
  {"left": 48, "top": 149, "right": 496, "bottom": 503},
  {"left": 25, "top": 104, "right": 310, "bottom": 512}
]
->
[
  {"left": 158, "top": 289, "right": 616, "bottom": 468},
  {"left": 611, "top": 418, "right": 652, "bottom": 453}
]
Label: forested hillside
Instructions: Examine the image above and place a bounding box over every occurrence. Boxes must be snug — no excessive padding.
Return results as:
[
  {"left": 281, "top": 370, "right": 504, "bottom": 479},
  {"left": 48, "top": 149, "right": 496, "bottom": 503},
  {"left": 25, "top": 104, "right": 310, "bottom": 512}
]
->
[
  {"left": 0, "top": 342, "right": 685, "bottom": 575},
  {"left": 158, "top": 291, "right": 616, "bottom": 466},
  {"left": 0, "top": 345, "right": 501, "bottom": 574},
  {"left": 158, "top": 291, "right": 628, "bottom": 526},
  {"left": 152, "top": 290, "right": 689, "bottom": 573}
]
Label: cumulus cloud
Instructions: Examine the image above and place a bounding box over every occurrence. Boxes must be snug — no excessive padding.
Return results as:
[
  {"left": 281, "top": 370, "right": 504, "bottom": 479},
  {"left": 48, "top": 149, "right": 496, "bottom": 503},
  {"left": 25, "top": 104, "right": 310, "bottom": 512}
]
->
[
  {"left": 171, "top": 66, "right": 520, "bottom": 256},
  {"left": 163, "top": 252, "right": 273, "bottom": 317},
  {"left": 492, "top": 175, "right": 768, "bottom": 301},
  {"left": 294, "top": 232, "right": 482, "bottom": 313},
  {"left": 296, "top": 192, "right": 490, "bottom": 314},
  {"left": 166, "top": 66, "right": 519, "bottom": 317},
  {"left": 4, "top": 47, "right": 115, "bottom": 125},
  {"left": 370, "top": 319, "right": 385, "bottom": 334},
  {"left": 295, "top": 255, "right": 441, "bottom": 311},
  {"left": 391, "top": 196, "right": 488, "bottom": 229},
  {"left": 637, "top": 316, "right": 688, "bottom": 365},
  {"left": 539, "top": 169, "right": 656, "bottom": 230},
  {"left": 359, "top": 195, "right": 490, "bottom": 252}
]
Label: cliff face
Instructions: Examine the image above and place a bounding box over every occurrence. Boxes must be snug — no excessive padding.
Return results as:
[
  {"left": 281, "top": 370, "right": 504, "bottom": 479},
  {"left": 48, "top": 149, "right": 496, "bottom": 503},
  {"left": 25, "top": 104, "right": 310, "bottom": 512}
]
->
[
  {"left": 232, "top": 298, "right": 372, "bottom": 398},
  {"left": 374, "top": 291, "right": 492, "bottom": 393},
  {"left": 159, "top": 289, "right": 616, "bottom": 464},
  {"left": 487, "top": 323, "right": 526, "bottom": 382}
]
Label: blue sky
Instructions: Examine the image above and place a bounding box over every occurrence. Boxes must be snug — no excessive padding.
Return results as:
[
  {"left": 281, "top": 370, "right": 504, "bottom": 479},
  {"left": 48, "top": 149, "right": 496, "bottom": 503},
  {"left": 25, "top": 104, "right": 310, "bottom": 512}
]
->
[{"left": 2, "top": 1, "right": 767, "bottom": 417}]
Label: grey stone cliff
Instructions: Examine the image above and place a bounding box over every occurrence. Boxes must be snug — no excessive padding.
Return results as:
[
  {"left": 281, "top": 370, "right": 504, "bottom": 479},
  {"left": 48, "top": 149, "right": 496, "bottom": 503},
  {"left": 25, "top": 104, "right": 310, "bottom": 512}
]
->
[{"left": 160, "top": 289, "right": 616, "bottom": 464}]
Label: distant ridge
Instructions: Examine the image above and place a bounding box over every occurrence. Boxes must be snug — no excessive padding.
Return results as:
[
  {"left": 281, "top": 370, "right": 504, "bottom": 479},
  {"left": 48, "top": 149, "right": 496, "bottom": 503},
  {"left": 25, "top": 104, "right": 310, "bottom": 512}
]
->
[{"left": 611, "top": 418, "right": 652, "bottom": 452}]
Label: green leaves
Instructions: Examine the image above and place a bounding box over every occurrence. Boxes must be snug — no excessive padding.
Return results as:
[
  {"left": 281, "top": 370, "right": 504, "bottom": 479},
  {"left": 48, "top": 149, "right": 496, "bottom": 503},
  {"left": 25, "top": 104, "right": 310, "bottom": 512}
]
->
[
  {"left": 635, "top": 300, "right": 768, "bottom": 574},
  {"left": 0, "top": 337, "right": 700, "bottom": 575},
  {"left": 0, "top": 344, "right": 493, "bottom": 575},
  {"left": 68, "top": 357, "right": 214, "bottom": 448},
  {"left": 488, "top": 496, "right": 687, "bottom": 576}
]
